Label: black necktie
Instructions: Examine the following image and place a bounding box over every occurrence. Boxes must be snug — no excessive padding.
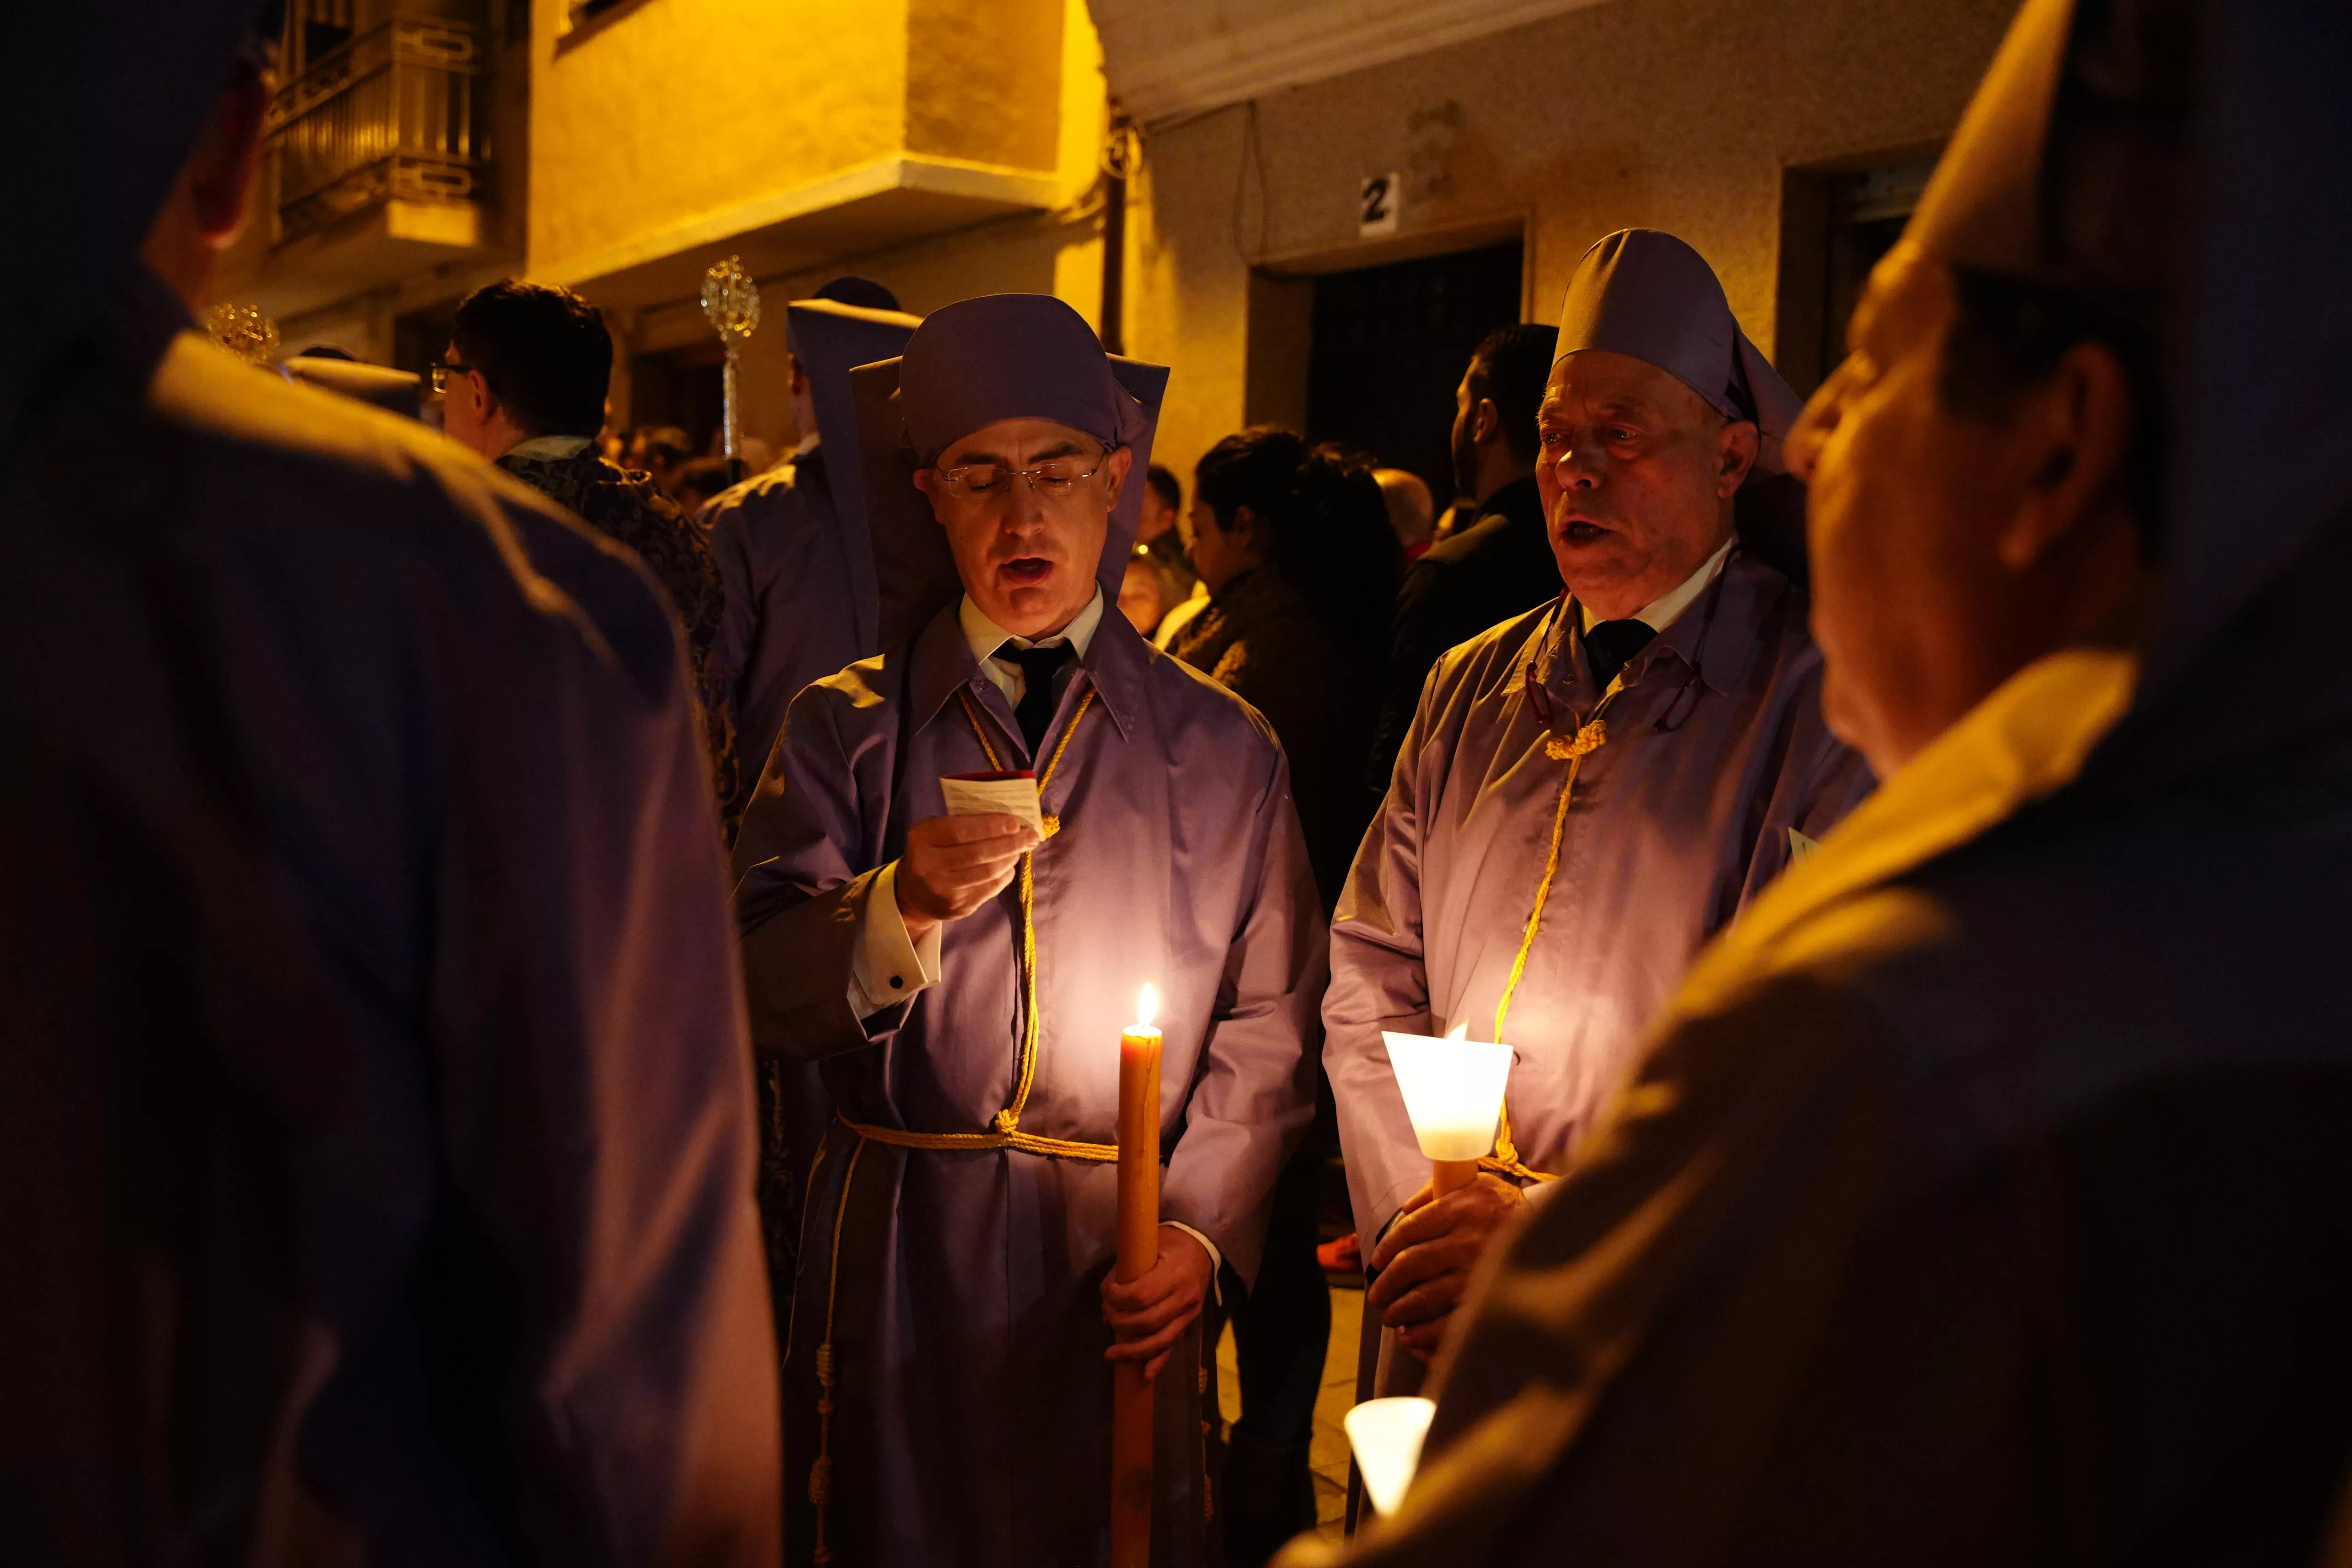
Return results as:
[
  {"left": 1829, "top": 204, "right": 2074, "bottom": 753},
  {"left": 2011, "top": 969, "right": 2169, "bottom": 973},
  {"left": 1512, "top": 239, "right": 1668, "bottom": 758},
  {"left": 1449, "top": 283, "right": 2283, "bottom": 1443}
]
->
[
  {"left": 1583, "top": 618, "right": 1657, "bottom": 690},
  {"left": 1000, "top": 641, "right": 1072, "bottom": 754}
]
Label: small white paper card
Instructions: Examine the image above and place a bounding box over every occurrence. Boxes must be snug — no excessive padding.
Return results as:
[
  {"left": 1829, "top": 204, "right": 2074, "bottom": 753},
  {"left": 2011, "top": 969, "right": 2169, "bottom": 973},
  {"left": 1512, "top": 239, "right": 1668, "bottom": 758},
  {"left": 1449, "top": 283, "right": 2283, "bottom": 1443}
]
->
[
  {"left": 1787, "top": 826, "right": 1821, "bottom": 863},
  {"left": 939, "top": 772, "right": 1045, "bottom": 838}
]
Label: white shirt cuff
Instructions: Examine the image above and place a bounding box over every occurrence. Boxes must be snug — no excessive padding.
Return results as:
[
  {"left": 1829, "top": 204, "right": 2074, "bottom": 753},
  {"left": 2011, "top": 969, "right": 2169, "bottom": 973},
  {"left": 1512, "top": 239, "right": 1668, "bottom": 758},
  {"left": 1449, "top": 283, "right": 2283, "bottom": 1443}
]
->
[
  {"left": 848, "top": 861, "right": 942, "bottom": 1018},
  {"left": 1163, "top": 1221, "right": 1225, "bottom": 1307}
]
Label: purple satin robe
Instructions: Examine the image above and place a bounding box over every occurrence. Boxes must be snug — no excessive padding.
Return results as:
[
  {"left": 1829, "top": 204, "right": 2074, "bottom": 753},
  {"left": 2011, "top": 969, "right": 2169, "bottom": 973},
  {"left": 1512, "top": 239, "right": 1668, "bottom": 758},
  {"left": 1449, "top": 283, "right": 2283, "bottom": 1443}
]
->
[
  {"left": 1328, "top": 548, "right": 1871, "bottom": 1274},
  {"left": 703, "top": 444, "right": 866, "bottom": 795},
  {"left": 0, "top": 280, "right": 780, "bottom": 1561},
  {"left": 733, "top": 601, "right": 1326, "bottom": 1568}
]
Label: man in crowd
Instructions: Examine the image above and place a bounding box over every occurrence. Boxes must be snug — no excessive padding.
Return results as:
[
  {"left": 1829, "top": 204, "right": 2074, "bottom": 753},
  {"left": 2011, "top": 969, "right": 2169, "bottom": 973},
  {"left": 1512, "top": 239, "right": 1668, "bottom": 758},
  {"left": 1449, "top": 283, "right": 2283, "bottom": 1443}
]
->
[
  {"left": 1293, "top": 1, "right": 2352, "bottom": 1562},
  {"left": 1366, "top": 322, "right": 1560, "bottom": 787},
  {"left": 1326, "top": 230, "right": 1871, "bottom": 1403},
  {"left": 732, "top": 294, "right": 1325, "bottom": 1566},
  {"left": 1, "top": 5, "right": 780, "bottom": 1558},
  {"left": 700, "top": 277, "right": 916, "bottom": 806},
  {"left": 1139, "top": 460, "right": 1199, "bottom": 601},
  {"left": 1142, "top": 460, "right": 1209, "bottom": 645},
  {"left": 696, "top": 277, "right": 919, "bottom": 1353},
  {"left": 440, "top": 279, "right": 741, "bottom": 834}
]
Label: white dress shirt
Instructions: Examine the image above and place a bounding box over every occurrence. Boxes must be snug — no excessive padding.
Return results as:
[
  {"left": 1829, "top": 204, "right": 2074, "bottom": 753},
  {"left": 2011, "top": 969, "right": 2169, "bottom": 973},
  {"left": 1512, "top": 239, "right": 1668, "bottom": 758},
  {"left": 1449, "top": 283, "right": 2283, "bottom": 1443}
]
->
[
  {"left": 1577, "top": 533, "right": 1736, "bottom": 634},
  {"left": 503, "top": 433, "right": 594, "bottom": 462}
]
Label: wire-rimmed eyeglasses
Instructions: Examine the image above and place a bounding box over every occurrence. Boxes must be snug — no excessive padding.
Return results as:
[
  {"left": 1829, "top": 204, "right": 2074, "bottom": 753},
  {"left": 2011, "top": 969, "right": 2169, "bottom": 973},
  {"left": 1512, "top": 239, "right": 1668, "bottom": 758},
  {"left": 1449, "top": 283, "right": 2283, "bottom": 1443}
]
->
[{"left": 930, "top": 444, "right": 1118, "bottom": 503}]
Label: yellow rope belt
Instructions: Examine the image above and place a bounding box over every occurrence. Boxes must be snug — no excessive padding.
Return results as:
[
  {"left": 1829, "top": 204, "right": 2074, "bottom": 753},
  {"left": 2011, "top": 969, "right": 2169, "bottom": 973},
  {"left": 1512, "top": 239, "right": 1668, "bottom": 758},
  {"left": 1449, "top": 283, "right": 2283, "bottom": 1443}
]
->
[{"left": 1481, "top": 686, "right": 1619, "bottom": 1185}]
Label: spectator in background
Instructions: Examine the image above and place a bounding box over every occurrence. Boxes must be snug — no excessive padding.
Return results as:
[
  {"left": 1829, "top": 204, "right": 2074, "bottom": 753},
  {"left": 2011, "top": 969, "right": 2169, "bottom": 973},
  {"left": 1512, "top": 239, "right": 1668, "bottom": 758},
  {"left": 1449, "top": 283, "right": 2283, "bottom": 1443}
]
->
[
  {"left": 1169, "top": 428, "right": 1401, "bottom": 1565},
  {"left": 1174, "top": 430, "right": 1400, "bottom": 904},
  {"left": 1374, "top": 467, "right": 1436, "bottom": 559},
  {"left": 1142, "top": 460, "right": 1210, "bottom": 647},
  {"left": 672, "top": 454, "right": 737, "bottom": 513},
  {"left": 599, "top": 424, "right": 631, "bottom": 466},
  {"left": 439, "top": 279, "right": 742, "bottom": 836},
  {"left": 1366, "top": 323, "right": 1560, "bottom": 790},
  {"left": 1118, "top": 541, "right": 1170, "bottom": 634},
  {"left": 634, "top": 424, "right": 695, "bottom": 499},
  {"left": 1139, "top": 461, "right": 1198, "bottom": 596}
]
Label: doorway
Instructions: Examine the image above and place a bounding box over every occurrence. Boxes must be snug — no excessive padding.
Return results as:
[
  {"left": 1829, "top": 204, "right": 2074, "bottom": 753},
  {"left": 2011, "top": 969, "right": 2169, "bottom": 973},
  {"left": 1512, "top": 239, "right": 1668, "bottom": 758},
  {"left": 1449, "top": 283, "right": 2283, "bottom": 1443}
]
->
[
  {"left": 1302, "top": 239, "right": 1524, "bottom": 508},
  {"left": 1776, "top": 154, "right": 1939, "bottom": 395}
]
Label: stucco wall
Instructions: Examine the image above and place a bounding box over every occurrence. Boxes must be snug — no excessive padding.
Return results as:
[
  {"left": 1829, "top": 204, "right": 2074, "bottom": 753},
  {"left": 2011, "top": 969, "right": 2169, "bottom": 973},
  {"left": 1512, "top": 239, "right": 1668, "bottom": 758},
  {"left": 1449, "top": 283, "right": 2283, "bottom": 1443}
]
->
[
  {"left": 606, "top": 0, "right": 1112, "bottom": 454},
  {"left": 1121, "top": 0, "right": 2018, "bottom": 487},
  {"left": 528, "top": 0, "right": 912, "bottom": 281},
  {"left": 531, "top": 0, "right": 1074, "bottom": 288},
  {"left": 587, "top": 0, "right": 2014, "bottom": 490}
]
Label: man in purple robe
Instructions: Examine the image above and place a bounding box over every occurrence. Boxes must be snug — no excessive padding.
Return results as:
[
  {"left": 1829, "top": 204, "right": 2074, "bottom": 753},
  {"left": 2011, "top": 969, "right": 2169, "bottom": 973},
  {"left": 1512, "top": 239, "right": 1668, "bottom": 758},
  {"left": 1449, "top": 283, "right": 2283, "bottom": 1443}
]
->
[
  {"left": 700, "top": 277, "right": 917, "bottom": 804},
  {"left": 697, "top": 281, "right": 921, "bottom": 1341},
  {"left": 1, "top": 5, "right": 780, "bottom": 1560},
  {"left": 1288, "top": 1, "right": 2352, "bottom": 1562},
  {"left": 732, "top": 294, "right": 1325, "bottom": 1566},
  {"left": 1327, "top": 230, "right": 1872, "bottom": 1396}
]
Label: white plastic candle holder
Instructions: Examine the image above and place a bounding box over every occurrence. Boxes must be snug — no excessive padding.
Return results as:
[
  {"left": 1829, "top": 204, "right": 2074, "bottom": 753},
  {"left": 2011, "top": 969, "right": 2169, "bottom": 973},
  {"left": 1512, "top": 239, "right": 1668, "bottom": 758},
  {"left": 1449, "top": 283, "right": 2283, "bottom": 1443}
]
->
[
  {"left": 1345, "top": 1396, "right": 1437, "bottom": 1517},
  {"left": 1380, "top": 1027, "right": 1514, "bottom": 1162}
]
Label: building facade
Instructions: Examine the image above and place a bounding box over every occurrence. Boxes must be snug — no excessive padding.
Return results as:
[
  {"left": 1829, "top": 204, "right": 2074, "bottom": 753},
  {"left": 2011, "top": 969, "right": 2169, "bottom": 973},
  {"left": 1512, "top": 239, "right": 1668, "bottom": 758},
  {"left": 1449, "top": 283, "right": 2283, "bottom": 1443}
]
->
[{"left": 217, "top": 0, "right": 2016, "bottom": 493}]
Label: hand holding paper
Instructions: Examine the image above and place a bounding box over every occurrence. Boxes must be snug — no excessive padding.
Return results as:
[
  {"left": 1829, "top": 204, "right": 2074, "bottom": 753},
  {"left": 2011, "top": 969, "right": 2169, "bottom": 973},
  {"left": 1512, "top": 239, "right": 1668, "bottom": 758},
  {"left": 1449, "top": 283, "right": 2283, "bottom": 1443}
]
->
[
  {"left": 896, "top": 809, "right": 1037, "bottom": 933},
  {"left": 939, "top": 770, "right": 1046, "bottom": 838}
]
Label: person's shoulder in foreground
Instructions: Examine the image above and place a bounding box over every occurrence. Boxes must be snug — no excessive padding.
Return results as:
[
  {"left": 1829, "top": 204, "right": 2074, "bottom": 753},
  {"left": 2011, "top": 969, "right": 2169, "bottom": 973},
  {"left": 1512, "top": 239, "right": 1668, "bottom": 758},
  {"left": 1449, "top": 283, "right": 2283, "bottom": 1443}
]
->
[{"left": 1283, "top": 0, "right": 2352, "bottom": 1560}]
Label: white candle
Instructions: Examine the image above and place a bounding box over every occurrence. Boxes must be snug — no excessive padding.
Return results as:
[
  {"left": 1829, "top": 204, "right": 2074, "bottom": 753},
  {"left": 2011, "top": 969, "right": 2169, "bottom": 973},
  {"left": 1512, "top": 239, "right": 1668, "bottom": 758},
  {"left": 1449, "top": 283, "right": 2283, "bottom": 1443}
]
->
[
  {"left": 1345, "top": 1396, "right": 1437, "bottom": 1516},
  {"left": 1110, "top": 982, "right": 1161, "bottom": 1568}
]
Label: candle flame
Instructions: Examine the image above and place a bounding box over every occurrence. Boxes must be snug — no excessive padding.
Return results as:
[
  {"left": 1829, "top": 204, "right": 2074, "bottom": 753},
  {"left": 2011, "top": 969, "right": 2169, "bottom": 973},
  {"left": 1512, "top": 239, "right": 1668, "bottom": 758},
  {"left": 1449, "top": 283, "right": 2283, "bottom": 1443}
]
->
[
  {"left": 1135, "top": 983, "right": 1159, "bottom": 1030},
  {"left": 1446, "top": 1021, "right": 1469, "bottom": 1041}
]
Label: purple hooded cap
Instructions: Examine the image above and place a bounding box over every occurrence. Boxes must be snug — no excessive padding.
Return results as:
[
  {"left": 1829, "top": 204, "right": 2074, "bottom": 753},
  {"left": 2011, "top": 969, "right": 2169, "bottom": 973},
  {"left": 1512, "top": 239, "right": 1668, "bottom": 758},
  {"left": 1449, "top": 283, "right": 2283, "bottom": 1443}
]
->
[
  {"left": 784, "top": 294, "right": 922, "bottom": 651},
  {"left": 849, "top": 294, "right": 1169, "bottom": 650},
  {"left": 1554, "top": 229, "right": 1802, "bottom": 477},
  {"left": 899, "top": 294, "right": 1154, "bottom": 464}
]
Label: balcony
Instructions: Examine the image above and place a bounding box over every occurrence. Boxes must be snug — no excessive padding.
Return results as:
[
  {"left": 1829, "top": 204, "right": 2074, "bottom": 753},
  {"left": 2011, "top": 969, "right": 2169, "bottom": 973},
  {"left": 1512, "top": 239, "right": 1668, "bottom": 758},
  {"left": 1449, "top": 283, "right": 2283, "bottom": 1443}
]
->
[
  {"left": 213, "top": 11, "right": 503, "bottom": 322},
  {"left": 268, "top": 15, "right": 490, "bottom": 244},
  {"left": 527, "top": 0, "right": 1077, "bottom": 308}
]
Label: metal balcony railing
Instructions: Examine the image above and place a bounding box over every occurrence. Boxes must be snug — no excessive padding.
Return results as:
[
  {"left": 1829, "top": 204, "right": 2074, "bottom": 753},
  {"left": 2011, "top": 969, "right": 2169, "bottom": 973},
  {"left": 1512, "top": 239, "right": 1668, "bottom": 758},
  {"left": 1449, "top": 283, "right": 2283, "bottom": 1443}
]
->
[{"left": 265, "top": 17, "right": 491, "bottom": 245}]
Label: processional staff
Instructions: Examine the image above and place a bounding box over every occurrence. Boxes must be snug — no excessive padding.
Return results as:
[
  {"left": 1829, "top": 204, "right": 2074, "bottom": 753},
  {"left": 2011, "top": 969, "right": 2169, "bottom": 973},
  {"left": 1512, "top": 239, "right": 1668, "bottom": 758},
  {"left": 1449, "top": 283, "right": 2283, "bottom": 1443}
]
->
[{"left": 700, "top": 255, "right": 760, "bottom": 481}]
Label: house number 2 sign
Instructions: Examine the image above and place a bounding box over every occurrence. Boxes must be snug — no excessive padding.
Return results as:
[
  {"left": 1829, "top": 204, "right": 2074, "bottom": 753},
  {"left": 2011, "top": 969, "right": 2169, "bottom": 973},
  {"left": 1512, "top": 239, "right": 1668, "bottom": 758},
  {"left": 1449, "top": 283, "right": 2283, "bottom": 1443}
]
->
[{"left": 1359, "top": 172, "right": 1401, "bottom": 238}]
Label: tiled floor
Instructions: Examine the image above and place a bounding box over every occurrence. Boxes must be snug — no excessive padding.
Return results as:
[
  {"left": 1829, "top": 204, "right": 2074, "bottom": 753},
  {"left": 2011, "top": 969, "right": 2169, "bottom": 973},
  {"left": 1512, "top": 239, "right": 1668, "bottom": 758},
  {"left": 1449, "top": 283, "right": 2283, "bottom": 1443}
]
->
[{"left": 1216, "top": 1282, "right": 1363, "bottom": 1545}]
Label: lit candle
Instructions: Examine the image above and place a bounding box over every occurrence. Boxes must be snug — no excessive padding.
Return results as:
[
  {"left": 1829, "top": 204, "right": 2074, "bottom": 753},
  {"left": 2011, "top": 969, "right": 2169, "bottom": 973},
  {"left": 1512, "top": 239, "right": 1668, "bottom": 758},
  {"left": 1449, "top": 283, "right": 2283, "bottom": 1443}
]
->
[
  {"left": 1110, "top": 983, "right": 1162, "bottom": 1568},
  {"left": 1344, "top": 1396, "right": 1437, "bottom": 1516},
  {"left": 1380, "top": 1022, "right": 1514, "bottom": 1197}
]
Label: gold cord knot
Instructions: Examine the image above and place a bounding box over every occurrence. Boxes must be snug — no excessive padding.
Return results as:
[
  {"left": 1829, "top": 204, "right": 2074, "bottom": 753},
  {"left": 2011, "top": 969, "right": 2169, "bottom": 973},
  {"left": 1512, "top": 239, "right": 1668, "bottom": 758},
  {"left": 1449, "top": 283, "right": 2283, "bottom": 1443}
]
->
[
  {"left": 993, "top": 1108, "right": 1021, "bottom": 1134},
  {"left": 1545, "top": 719, "right": 1608, "bottom": 761},
  {"left": 808, "top": 1455, "right": 833, "bottom": 1507},
  {"left": 1040, "top": 813, "right": 1061, "bottom": 839},
  {"left": 814, "top": 1343, "right": 834, "bottom": 1384}
]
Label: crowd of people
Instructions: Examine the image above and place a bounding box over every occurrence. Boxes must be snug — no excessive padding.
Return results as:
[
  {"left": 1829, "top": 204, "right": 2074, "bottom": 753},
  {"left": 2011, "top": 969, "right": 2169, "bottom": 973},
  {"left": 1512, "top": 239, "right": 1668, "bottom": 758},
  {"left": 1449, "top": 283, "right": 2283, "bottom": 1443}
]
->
[{"left": 14, "top": 1, "right": 2352, "bottom": 1566}]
